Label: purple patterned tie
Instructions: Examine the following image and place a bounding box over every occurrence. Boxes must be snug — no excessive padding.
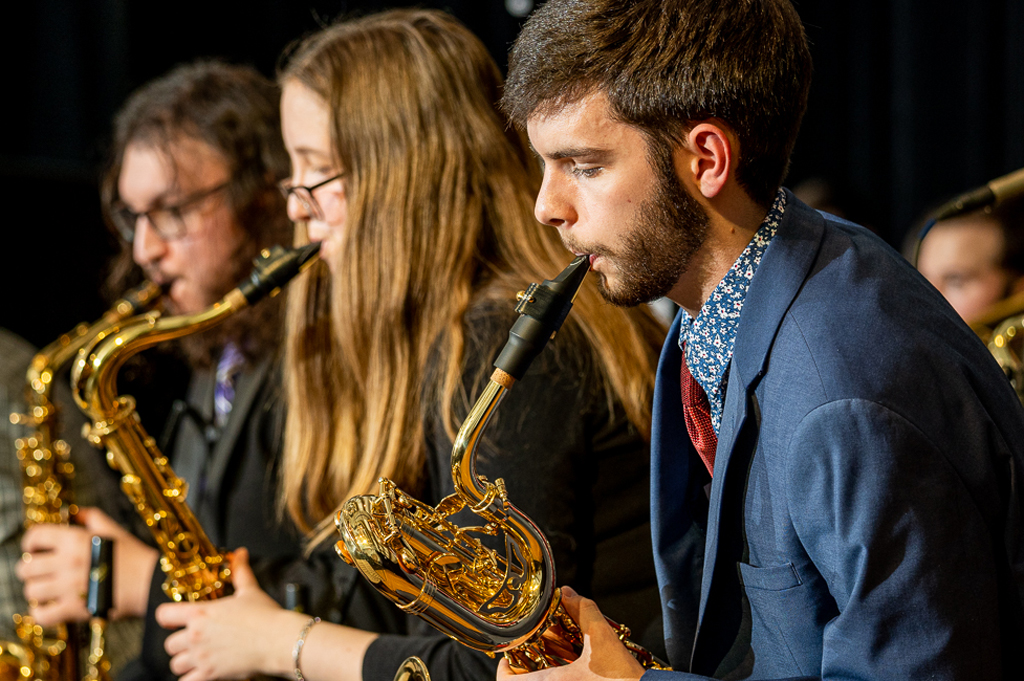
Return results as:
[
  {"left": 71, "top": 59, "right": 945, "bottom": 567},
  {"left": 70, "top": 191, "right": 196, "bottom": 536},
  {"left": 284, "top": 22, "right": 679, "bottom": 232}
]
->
[{"left": 214, "top": 342, "right": 244, "bottom": 428}]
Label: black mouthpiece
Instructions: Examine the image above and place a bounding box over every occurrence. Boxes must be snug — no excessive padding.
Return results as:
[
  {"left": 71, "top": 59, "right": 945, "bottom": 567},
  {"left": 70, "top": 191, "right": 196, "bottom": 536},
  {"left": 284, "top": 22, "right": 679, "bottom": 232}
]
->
[
  {"left": 493, "top": 255, "right": 591, "bottom": 380},
  {"left": 87, "top": 535, "right": 114, "bottom": 618},
  {"left": 119, "top": 280, "right": 164, "bottom": 315},
  {"left": 237, "top": 242, "right": 321, "bottom": 305}
]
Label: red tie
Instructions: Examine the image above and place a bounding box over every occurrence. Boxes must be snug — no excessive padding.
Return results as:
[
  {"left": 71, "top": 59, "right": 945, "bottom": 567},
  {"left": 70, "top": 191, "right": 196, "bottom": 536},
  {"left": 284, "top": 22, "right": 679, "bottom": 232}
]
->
[{"left": 681, "top": 356, "right": 718, "bottom": 476}]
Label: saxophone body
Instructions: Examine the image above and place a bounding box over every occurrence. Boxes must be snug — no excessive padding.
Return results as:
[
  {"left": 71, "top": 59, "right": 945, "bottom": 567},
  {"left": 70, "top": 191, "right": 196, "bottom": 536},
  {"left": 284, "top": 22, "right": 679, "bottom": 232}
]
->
[
  {"left": 335, "top": 256, "right": 668, "bottom": 674},
  {"left": 71, "top": 244, "right": 319, "bottom": 603},
  {"left": 3, "top": 281, "right": 161, "bottom": 681}
]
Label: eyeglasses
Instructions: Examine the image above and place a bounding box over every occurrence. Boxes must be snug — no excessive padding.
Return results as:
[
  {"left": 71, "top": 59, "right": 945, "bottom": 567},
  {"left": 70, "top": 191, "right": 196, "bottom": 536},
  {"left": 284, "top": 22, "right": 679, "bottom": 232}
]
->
[
  {"left": 112, "top": 180, "right": 231, "bottom": 243},
  {"left": 278, "top": 173, "right": 345, "bottom": 221}
]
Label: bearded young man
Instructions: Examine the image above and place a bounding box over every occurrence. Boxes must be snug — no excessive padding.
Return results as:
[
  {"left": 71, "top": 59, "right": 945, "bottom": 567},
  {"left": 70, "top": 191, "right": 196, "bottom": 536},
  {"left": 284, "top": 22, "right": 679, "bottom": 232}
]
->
[{"left": 500, "top": 1, "right": 1024, "bottom": 679}]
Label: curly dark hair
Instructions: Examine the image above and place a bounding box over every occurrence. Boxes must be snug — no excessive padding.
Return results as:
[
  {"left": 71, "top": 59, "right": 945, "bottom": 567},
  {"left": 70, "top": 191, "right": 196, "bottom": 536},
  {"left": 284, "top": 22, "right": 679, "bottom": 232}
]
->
[
  {"left": 101, "top": 60, "right": 292, "bottom": 367},
  {"left": 501, "top": 0, "right": 813, "bottom": 209}
]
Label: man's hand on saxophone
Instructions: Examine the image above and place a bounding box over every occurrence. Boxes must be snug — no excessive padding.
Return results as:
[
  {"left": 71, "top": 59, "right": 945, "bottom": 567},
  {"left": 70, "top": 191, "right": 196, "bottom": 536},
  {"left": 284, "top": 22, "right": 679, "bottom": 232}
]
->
[
  {"left": 495, "top": 588, "right": 644, "bottom": 681},
  {"left": 15, "top": 507, "right": 158, "bottom": 626}
]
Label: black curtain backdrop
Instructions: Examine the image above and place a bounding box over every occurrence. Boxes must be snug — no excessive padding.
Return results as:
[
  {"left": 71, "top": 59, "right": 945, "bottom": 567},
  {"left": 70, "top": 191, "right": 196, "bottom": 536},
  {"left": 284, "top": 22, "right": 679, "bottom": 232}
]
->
[{"left": 2, "top": 0, "right": 1022, "bottom": 347}]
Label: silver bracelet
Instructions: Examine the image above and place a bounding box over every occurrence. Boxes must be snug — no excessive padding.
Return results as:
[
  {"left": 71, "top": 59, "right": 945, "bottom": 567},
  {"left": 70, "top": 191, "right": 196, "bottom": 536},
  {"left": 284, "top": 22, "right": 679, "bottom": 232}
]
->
[{"left": 293, "top": 616, "right": 321, "bottom": 681}]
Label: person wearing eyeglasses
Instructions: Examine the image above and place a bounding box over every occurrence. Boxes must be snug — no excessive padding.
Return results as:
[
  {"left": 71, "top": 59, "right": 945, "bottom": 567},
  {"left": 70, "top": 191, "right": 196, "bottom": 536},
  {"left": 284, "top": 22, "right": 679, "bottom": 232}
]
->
[{"left": 16, "top": 60, "right": 403, "bottom": 681}]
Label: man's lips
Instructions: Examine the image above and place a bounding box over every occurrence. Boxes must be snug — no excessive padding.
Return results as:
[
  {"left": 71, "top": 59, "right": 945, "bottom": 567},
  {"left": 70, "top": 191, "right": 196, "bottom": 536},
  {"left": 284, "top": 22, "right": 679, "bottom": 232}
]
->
[{"left": 571, "top": 252, "right": 600, "bottom": 267}]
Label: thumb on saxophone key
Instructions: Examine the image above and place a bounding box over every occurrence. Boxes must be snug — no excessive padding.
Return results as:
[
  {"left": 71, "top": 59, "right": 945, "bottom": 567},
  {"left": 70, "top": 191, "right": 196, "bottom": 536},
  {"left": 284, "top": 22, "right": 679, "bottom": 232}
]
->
[{"left": 497, "top": 587, "right": 644, "bottom": 681}]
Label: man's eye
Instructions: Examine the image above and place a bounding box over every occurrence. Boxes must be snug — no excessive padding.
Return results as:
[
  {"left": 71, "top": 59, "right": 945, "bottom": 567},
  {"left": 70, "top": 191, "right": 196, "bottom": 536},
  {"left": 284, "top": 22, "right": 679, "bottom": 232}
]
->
[{"left": 571, "top": 165, "right": 601, "bottom": 178}]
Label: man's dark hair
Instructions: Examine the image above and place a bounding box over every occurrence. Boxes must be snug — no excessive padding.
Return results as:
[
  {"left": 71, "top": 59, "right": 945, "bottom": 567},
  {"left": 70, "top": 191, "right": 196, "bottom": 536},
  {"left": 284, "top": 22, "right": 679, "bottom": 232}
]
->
[
  {"left": 101, "top": 60, "right": 292, "bottom": 366},
  {"left": 501, "top": 0, "right": 813, "bottom": 208}
]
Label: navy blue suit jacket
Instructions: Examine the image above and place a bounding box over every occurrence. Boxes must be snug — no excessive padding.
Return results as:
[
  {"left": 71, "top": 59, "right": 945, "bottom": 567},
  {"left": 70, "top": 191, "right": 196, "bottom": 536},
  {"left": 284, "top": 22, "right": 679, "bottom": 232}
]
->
[{"left": 644, "top": 192, "right": 1024, "bottom": 680}]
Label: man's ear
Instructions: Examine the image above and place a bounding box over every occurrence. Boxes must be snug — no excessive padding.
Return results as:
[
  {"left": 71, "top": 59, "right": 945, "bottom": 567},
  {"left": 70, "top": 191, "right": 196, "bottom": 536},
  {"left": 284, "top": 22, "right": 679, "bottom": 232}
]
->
[{"left": 679, "top": 122, "right": 733, "bottom": 199}]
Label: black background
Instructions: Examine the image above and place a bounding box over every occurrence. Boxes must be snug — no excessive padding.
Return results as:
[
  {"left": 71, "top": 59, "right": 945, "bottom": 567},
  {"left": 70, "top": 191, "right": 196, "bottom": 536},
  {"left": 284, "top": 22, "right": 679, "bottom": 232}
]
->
[{"left": 2, "top": 0, "right": 1022, "bottom": 347}]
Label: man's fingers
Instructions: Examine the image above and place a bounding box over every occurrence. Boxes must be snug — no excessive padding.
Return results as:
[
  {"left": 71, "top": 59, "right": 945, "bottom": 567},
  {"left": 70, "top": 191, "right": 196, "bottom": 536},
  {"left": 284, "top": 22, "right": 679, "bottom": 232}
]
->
[
  {"left": 574, "top": 596, "right": 612, "bottom": 637},
  {"left": 558, "top": 586, "right": 582, "bottom": 621},
  {"left": 496, "top": 658, "right": 516, "bottom": 680},
  {"left": 155, "top": 602, "right": 198, "bottom": 631},
  {"left": 21, "top": 523, "right": 73, "bottom": 553},
  {"left": 559, "top": 586, "right": 612, "bottom": 639},
  {"left": 29, "top": 596, "right": 89, "bottom": 627},
  {"left": 497, "top": 657, "right": 562, "bottom": 681},
  {"left": 23, "top": 572, "right": 85, "bottom": 606},
  {"left": 76, "top": 507, "right": 125, "bottom": 537},
  {"left": 164, "top": 624, "right": 192, "bottom": 656},
  {"left": 18, "top": 550, "right": 85, "bottom": 581}
]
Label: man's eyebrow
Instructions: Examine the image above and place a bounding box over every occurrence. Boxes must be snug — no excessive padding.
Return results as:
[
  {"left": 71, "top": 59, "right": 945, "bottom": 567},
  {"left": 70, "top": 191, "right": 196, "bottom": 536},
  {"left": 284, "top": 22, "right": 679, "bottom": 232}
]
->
[{"left": 530, "top": 145, "right": 608, "bottom": 161}]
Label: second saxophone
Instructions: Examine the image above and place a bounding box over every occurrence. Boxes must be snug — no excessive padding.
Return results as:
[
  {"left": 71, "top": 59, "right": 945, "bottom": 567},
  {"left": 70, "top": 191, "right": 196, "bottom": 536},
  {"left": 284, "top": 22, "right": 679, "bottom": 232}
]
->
[{"left": 71, "top": 243, "right": 319, "bottom": 604}]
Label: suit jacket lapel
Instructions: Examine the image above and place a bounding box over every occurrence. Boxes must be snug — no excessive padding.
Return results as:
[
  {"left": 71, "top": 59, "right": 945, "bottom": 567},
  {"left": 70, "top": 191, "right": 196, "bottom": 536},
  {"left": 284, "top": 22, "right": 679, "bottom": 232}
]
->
[
  {"left": 651, "top": 312, "right": 708, "bottom": 666},
  {"left": 171, "top": 369, "right": 215, "bottom": 498},
  {"left": 691, "top": 193, "right": 828, "bottom": 671}
]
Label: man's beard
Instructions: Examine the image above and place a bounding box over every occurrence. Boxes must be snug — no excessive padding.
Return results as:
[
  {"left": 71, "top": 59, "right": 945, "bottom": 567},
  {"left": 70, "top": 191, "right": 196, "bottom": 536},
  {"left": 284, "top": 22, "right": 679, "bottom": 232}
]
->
[{"left": 569, "top": 164, "right": 710, "bottom": 307}]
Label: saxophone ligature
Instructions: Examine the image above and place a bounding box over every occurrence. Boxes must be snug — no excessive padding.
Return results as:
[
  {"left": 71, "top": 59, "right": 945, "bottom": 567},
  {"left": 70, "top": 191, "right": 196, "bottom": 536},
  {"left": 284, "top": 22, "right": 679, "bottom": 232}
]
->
[
  {"left": 71, "top": 243, "right": 319, "bottom": 604},
  {"left": 3, "top": 281, "right": 161, "bottom": 681},
  {"left": 334, "top": 255, "right": 668, "bottom": 675}
]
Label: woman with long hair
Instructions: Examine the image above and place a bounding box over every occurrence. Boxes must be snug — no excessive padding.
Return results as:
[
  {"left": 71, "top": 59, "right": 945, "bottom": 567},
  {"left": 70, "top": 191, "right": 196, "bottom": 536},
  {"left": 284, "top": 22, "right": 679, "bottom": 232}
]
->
[{"left": 155, "top": 10, "right": 667, "bottom": 681}]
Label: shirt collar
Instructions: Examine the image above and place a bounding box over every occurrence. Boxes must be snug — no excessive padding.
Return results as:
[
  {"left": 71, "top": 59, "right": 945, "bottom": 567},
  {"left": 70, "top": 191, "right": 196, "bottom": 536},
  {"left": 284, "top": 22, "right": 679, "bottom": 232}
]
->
[{"left": 677, "top": 189, "right": 787, "bottom": 433}]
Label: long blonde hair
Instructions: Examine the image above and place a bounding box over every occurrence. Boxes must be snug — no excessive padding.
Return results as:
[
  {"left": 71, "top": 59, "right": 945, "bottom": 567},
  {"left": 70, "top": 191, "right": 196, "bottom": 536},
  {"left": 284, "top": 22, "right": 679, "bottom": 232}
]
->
[{"left": 280, "top": 9, "right": 664, "bottom": 544}]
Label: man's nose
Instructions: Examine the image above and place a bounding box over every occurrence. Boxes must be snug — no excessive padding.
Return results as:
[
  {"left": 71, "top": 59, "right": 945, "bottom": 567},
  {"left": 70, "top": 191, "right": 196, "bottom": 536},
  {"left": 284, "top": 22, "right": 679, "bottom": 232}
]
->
[
  {"left": 132, "top": 216, "right": 167, "bottom": 267},
  {"left": 534, "top": 171, "right": 576, "bottom": 230}
]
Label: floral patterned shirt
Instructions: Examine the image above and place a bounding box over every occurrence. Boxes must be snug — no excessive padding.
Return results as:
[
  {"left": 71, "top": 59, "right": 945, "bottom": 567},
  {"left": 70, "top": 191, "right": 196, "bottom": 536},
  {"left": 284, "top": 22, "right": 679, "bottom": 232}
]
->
[{"left": 678, "top": 189, "right": 787, "bottom": 434}]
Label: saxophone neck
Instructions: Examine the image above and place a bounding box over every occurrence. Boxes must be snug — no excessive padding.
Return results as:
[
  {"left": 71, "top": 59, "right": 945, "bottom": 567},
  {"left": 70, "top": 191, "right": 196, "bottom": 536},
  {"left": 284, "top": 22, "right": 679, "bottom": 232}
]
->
[
  {"left": 451, "top": 256, "right": 590, "bottom": 506},
  {"left": 21, "top": 280, "right": 162, "bottom": 414}
]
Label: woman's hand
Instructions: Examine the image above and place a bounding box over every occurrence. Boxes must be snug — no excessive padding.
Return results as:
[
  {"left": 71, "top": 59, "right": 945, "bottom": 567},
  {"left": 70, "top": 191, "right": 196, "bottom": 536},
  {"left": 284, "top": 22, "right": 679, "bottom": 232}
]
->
[
  {"left": 156, "top": 547, "right": 311, "bottom": 681},
  {"left": 16, "top": 506, "right": 157, "bottom": 624}
]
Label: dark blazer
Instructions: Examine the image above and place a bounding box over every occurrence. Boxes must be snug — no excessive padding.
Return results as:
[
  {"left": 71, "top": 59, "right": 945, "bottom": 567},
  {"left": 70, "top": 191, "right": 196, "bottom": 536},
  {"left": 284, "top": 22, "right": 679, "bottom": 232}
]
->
[
  {"left": 645, "top": 193, "right": 1024, "bottom": 680},
  {"left": 124, "top": 355, "right": 404, "bottom": 681}
]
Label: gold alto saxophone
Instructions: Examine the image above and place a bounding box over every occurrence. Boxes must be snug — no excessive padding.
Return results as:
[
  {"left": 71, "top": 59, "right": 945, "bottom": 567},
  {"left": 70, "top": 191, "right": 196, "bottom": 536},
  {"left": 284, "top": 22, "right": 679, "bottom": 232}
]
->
[
  {"left": 2, "top": 281, "right": 162, "bottom": 681},
  {"left": 70, "top": 244, "right": 319, "bottom": 606},
  {"left": 335, "top": 256, "right": 669, "bottom": 676}
]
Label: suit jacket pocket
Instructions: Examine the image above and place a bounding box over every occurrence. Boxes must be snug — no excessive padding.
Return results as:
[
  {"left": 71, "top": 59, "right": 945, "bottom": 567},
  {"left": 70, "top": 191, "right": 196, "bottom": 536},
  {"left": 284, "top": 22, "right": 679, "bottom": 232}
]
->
[{"left": 738, "top": 560, "right": 802, "bottom": 591}]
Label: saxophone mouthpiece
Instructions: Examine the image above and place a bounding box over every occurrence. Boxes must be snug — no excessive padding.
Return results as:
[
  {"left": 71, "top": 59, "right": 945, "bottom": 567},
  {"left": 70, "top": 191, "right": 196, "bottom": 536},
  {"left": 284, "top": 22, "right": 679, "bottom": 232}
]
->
[
  {"left": 236, "top": 242, "right": 321, "bottom": 305},
  {"left": 493, "top": 255, "right": 590, "bottom": 380}
]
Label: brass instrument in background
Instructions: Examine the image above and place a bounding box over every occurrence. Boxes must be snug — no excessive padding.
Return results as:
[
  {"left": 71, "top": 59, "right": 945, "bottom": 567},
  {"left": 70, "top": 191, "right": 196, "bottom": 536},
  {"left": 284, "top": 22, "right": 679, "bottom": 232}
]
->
[
  {"left": 934, "top": 166, "right": 1024, "bottom": 403},
  {"left": 335, "top": 256, "right": 668, "bottom": 677},
  {"left": 71, "top": 244, "right": 318, "bottom": 605},
  {"left": 2, "top": 281, "right": 161, "bottom": 681},
  {"left": 974, "top": 292, "right": 1024, "bottom": 404}
]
